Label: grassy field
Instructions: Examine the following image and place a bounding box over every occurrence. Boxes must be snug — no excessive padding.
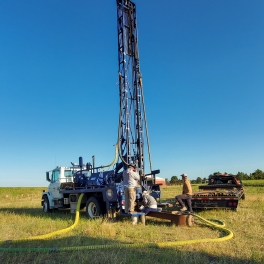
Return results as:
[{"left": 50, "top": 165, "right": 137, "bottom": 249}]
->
[
  {"left": 241, "top": 180, "right": 264, "bottom": 186},
  {"left": 0, "top": 185, "right": 263, "bottom": 264}
]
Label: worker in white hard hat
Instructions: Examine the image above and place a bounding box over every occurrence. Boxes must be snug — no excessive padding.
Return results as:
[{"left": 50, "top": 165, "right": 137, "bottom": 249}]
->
[
  {"left": 175, "top": 173, "right": 193, "bottom": 213},
  {"left": 123, "top": 164, "right": 140, "bottom": 214}
]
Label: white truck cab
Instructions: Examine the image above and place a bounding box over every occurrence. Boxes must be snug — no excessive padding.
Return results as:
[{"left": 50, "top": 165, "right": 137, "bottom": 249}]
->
[
  {"left": 42, "top": 166, "right": 78, "bottom": 212},
  {"left": 45, "top": 166, "right": 74, "bottom": 199}
]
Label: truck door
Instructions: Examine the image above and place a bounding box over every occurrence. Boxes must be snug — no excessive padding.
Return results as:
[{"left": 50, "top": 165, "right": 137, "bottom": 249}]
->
[{"left": 48, "top": 169, "right": 63, "bottom": 199}]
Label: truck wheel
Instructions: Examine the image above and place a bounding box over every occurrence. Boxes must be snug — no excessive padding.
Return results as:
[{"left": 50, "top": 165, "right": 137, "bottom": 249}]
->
[
  {"left": 43, "top": 196, "right": 51, "bottom": 213},
  {"left": 241, "top": 193, "right": 245, "bottom": 200},
  {"left": 86, "top": 197, "right": 103, "bottom": 218}
]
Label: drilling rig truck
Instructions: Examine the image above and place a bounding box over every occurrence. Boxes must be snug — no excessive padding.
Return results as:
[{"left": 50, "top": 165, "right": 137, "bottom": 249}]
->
[{"left": 41, "top": 0, "right": 161, "bottom": 219}]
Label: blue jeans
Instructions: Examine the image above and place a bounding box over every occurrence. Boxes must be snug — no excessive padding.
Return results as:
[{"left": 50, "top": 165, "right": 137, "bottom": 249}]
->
[
  {"left": 141, "top": 207, "right": 158, "bottom": 215},
  {"left": 176, "top": 194, "right": 193, "bottom": 212}
]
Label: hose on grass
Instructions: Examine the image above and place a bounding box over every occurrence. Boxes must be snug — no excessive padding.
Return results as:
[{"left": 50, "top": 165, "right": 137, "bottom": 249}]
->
[
  {"left": 0, "top": 194, "right": 233, "bottom": 252},
  {"left": 1, "top": 193, "right": 84, "bottom": 245}
]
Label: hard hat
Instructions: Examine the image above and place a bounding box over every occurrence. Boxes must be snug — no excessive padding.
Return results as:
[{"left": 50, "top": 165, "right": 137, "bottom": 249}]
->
[{"left": 142, "top": 190, "right": 149, "bottom": 196}]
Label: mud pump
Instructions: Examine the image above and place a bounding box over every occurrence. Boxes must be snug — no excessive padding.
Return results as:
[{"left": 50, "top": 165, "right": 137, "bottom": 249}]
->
[{"left": 41, "top": 0, "right": 161, "bottom": 222}]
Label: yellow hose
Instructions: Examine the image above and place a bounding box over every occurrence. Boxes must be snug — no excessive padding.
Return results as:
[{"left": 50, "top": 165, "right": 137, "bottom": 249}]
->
[
  {"left": 1, "top": 194, "right": 84, "bottom": 244},
  {"left": 28, "top": 193, "right": 84, "bottom": 241},
  {"left": 0, "top": 194, "right": 233, "bottom": 252},
  {"left": 157, "top": 214, "right": 233, "bottom": 247},
  {"left": 100, "top": 143, "right": 118, "bottom": 169}
]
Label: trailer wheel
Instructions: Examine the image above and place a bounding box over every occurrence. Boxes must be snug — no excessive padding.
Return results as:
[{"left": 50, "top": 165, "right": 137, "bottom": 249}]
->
[
  {"left": 43, "top": 196, "right": 51, "bottom": 213},
  {"left": 86, "top": 197, "right": 103, "bottom": 218}
]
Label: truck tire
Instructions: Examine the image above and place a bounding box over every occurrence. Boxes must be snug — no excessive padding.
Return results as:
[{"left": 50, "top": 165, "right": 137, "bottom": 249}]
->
[
  {"left": 43, "top": 196, "right": 51, "bottom": 213},
  {"left": 241, "top": 193, "right": 245, "bottom": 200},
  {"left": 86, "top": 197, "right": 104, "bottom": 218}
]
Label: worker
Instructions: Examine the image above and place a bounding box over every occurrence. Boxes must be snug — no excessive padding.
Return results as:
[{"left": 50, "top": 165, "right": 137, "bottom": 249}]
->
[
  {"left": 123, "top": 164, "right": 140, "bottom": 214},
  {"left": 140, "top": 190, "right": 158, "bottom": 215},
  {"left": 175, "top": 173, "right": 193, "bottom": 213}
]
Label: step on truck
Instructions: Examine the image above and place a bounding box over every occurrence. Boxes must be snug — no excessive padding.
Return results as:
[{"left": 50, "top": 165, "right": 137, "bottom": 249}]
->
[{"left": 192, "top": 174, "right": 245, "bottom": 211}]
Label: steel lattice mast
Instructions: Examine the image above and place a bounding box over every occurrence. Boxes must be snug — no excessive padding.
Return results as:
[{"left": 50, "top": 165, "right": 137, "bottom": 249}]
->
[{"left": 116, "top": 0, "right": 151, "bottom": 177}]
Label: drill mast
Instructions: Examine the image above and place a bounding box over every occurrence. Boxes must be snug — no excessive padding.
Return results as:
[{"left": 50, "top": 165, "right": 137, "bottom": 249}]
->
[{"left": 116, "top": 0, "right": 151, "bottom": 177}]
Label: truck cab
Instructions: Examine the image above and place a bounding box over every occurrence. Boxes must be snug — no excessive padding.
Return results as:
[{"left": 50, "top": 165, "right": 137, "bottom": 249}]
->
[
  {"left": 45, "top": 166, "right": 74, "bottom": 199},
  {"left": 42, "top": 166, "right": 84, "bottom": 212}
]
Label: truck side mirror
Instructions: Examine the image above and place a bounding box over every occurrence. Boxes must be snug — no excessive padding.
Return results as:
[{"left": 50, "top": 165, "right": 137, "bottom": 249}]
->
[{"left": 46, "top": 172, "right": 51, "bottom": 182}]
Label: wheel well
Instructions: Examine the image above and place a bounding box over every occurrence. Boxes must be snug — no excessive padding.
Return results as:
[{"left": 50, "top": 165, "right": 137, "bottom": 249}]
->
[{"left": 84, "top": 194, "right": 103, "bottom": 202}]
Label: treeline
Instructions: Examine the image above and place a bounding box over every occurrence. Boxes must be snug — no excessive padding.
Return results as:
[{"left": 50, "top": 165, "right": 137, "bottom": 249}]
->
[{"left": 166, "top": 169, "right": 264, "bottom": 185}]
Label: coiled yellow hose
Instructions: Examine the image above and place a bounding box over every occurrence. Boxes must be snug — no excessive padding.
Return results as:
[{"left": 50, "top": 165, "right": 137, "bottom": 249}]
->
[{"left": 0, "top": 194, "right": 233, "bottom": 252}]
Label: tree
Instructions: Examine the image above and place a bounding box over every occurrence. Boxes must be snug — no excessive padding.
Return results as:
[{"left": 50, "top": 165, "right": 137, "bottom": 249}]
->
[
  {"left": 196, "top": 177, "right": 202, "bottom": 184},
  {"left": 236, "top": 172, "right": 249, "bottom": 181},
  {"left": 202, "top": 177, "right": 208, "bottom": 184},
  {"left": 252, "top": 169, "right": 264, "bottom": 180},
  {"left": 165, "top": 178, "right": 170, "bottom": 185},
  {"left": 170, "top": 176, "right": 179, "bottom": 185}
]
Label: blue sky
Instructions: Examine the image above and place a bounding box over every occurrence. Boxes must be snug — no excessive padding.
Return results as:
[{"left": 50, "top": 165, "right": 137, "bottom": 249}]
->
[{"left": 0, "top": 0, "right": 263, "bottom": 186}]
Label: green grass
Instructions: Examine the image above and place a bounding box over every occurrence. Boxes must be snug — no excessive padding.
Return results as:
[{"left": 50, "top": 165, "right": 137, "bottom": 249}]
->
[
  {"left": 241, "top": 179, "right": 264, "bottom": 186},
  {"left": 0, "top": 186, "right": 263, "bottom": 264}
]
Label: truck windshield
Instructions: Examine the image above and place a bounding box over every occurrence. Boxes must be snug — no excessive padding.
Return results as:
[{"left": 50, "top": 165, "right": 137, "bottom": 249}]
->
[{"left": 52, "top": 170, "right": 60, "bottom": 182}]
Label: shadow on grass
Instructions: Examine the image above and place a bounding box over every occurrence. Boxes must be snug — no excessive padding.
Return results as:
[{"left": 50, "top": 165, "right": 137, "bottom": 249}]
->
[{"left": 0, "top": 235, "right": 261, "bottom": 264}]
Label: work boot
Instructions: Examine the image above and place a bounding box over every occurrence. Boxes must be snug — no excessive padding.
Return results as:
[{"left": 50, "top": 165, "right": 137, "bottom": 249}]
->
[{"left": 180, "top": 206, "right": 187, "bottom": 212}]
